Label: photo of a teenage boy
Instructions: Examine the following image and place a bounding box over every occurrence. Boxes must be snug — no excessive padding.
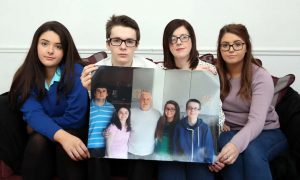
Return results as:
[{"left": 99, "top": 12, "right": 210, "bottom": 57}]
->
[
  {"left": 87, "top": 87, "right": 116, "bottom": 157},
  {"left": 173, "top": 99, "right": 215, "bottom": 163},
  {"left": 128, "top": 90, "right": 161, "bottom": 159}
]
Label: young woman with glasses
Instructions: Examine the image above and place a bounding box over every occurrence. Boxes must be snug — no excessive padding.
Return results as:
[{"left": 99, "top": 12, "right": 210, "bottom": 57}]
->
[
  {"left": 209, "top": 24, "right": 288, "bottom": 180},
  {"left": 154, "top": 100, "right": 180, "bottom": 161},
  {"left": 158, "top": 19, "right": 224, "bottom": 180}
]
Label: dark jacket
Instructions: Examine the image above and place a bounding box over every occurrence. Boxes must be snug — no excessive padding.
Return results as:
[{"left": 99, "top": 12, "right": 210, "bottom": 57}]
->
[
  {"left": 173, "top": 117, "right": 215, "bottom": 163},
  {"left": 270, "top": 87, "right": 300, "bottom": 179}
]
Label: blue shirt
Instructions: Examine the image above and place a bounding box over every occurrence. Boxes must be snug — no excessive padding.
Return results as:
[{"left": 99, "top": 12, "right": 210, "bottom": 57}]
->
[
  {"left": 21, "top": 64, "right": 89, "bottom": 140},
  {"left": 87, "top": 100, "right": 115, "bottom": 148},
  {"left": 45, "top": 68, "right": 61, "bottom": 90}
]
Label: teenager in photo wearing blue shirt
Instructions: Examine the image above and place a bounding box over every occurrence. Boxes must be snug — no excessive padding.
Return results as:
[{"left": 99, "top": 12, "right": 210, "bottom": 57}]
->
[
  {"left": 88, "top": 87, "right": 115, "bottom": 157},
  {"left": 9, "top": 21, "right": 89, "bottom": 180}
]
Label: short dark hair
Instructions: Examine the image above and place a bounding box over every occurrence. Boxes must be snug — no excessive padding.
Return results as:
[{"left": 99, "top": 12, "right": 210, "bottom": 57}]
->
[
  {"left": 92, "top": 86, "right": 110, "bottom": 99},
  {"left": 106, "top": 15, "right": 140, "bottom": 44},
  {"left": 186, "top": 98, "right": 201, "bottom": 110}
]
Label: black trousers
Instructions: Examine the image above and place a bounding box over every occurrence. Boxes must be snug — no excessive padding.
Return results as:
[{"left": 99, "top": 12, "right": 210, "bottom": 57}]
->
[
  {"left": 21, "top": 129, "right": 88, "bottom": 180},
  {"left": 88, "top": 158, "right": 156, "bottom": 180},
  {"left": 0, "top": 93, "right": 27, "bottom": 174}
]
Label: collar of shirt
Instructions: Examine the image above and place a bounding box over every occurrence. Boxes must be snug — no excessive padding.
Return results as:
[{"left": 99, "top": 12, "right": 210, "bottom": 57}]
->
[
  {"left": 45, "top": 67, "right": 61, "bottom": 90},
  {"left": 92, "top": 99, "right": 109, "bottom": 107}
]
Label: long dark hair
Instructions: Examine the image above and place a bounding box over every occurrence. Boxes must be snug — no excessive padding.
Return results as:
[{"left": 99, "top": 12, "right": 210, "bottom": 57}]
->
[
  {"left": 163, "top": 19, "right": 199, "bottom": 69},
  {"left": 110, "top": 106, "right": 131, "bottom": 132},
  {"left": 9, "top": 21, "right": 83, "bottom": 109},
  {"left": 155, "top": 100, "right": 180, "bottom": 139},
  {"left": 216, "top": 24, "right": 261, "bottom": 101}
]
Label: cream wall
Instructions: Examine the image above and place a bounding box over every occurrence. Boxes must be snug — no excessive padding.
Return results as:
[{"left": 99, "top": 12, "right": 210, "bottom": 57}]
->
[{"left": 1, "top": 0, "right": 300, "bottom": 93}]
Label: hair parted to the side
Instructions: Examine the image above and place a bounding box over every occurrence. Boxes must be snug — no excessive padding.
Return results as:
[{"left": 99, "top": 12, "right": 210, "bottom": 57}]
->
[
  {"left": 216, "top": 23, "right": 261, "bottom": 101},
  {"left": 9, "top": 21, "right": 83, "bottom": 109},
  {"left": 106, "top": 14, "right": 140, "bottom": 45},
  {"left": 163, "top": 19, "right": 199, "bottom": 70}
]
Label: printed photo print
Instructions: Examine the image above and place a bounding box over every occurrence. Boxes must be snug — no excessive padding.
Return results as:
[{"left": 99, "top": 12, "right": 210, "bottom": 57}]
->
[{"left": 87, "top": 66, "right": 220, "bottom": 163}]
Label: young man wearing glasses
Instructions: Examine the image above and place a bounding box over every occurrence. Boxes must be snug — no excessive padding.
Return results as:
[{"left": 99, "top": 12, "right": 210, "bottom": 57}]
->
[
  {"left": 82, "top": 15, "right": 157, "bottom": 180},
  {"left": 81, "top": 15, "right": 157, "bottom": 91},
  {"left": 173, "top": 99, "right": 215, "bottom": 163}
]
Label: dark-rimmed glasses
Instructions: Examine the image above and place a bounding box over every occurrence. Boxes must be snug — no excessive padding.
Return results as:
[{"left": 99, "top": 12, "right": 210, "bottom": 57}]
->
[
  {"left": 220, "top": 42, "right": 245, "bottom": 51},
  {"left": 165, "top": 108, "right": 176, "bottom": 112},
  {"left": 107, "top": 38, "right": 137, "bottom": 47},
  {"left": 187, "top": 107, "right": 200, "bottom": 111},
  {"left": 169, "top": 34, "right": 190, "bottom": 44}
]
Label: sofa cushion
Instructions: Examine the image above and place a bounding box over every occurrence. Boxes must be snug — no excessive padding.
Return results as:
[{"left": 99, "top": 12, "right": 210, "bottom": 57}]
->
[
  {"left": 271, "top": 74, "right": 295, "bottom": 106},
  {"left": 274, "top": 86, "right": 300, "bottom": 177},
  {"left": 199, "top": 54, "right": 216, "bottom": 65},
  {"left": 82, "top": 51, "right": 108, "bottom": 65},
  {"left": 0, "top": 160, "right": 13, "bottom": 178}
]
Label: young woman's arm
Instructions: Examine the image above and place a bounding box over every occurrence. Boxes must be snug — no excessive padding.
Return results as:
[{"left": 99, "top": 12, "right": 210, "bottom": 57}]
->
[
  {"left": 105, "top": 124, "right": 117, "bottom": 157},
  {"left": 216, "top": 68, "right": 275, "bottom": 166},
  {"left": 52, "top": 64, "right": 89, "bottom": 127},
  {"left": 21, "top": 93, "right": 62, "bottom": 140},
  {"left": 230, "top": 69, "right": 275, "bottom": 152},
  {"left": 21, "top": 64, "right": 90, "bottom": 160},
  {"left": 21, "top": 64, "right": 88, "bottom": 140}
]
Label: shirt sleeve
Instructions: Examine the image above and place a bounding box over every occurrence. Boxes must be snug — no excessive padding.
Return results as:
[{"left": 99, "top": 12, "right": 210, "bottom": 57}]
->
[
  {"left": 21, "top": 92, "right": 62, "bottom": 140},
  {"left": 107, "top": 124, "right": 118, "bottom": 136},
  {"left": 230, "top": 69, "right": 275, "bottom": 152}
]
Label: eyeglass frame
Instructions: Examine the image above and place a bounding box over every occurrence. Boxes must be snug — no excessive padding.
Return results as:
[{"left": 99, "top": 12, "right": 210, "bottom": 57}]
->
[
  {"left": 107, "top": 38, "right": 138, "bottom": 47},
  {"left": 165, "top": 107, "right": 176, "bottom": 112},
  {"left": 187, "top": 107, "right": 200, "bottom": 111},
  {"left": 169, "top": 34, "right": 191, "bottom": 44},
  {"left": 220, "top": 42, "right": 245, "bottom": 52}
]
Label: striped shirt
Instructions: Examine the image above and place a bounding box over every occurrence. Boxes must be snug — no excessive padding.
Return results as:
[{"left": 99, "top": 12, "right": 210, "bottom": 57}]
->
[{"left": 87, "top": 100, "right": 115, "bottom": 148}]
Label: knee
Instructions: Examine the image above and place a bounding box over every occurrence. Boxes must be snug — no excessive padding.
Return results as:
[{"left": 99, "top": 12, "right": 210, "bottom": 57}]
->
[
  {"left": 243, "top": 145, "right": 266, "bottom": 162},
  {"left": 26, "top": 133, "right": 51, "bottom": 155},
  {"left": 56, "top": 142, "right": 67, "bottom": 157},
  {"left": 219, "top": 132, "right": 235, "bottom": 148}
]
